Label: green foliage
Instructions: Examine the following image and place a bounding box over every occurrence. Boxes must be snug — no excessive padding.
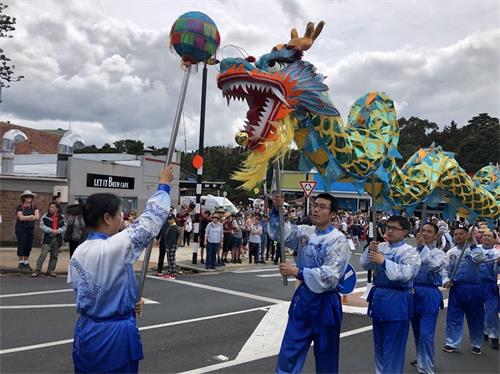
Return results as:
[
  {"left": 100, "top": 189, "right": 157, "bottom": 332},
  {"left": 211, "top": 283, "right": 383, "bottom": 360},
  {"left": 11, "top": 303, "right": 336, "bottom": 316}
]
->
[
  {"left": 0, "top": 3, "right": 23, "bottom": 89},
  {"left": 74, "top": 113, "right": 499, "bottom": 199},
  {"left": 398, "top": 113, "right": 499, "bottom": 172},
  {"left": 113, "top": 139, "right": 144, "bottom": 155}
]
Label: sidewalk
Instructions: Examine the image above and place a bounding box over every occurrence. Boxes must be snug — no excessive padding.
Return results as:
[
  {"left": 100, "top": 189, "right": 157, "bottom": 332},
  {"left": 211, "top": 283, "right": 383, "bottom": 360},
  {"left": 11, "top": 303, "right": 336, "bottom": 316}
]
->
[{"left": 0, "top": 242, "right": 271, "bottom": 275}]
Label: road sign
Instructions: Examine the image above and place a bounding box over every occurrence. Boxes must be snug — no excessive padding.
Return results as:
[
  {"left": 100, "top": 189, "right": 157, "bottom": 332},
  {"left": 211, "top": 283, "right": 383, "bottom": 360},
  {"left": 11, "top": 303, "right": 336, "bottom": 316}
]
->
[
  {"left": 300, "top": 181, "right": 317, "bottom": 197},
  {"left": 338, "top": 263, "right": 357, "bottom": 294}
]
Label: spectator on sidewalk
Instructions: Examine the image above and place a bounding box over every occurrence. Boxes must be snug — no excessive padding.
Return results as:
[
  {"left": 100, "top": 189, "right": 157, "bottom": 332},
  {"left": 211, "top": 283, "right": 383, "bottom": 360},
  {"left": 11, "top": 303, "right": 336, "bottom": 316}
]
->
[
  {"left": 260, "top": 215, "right": 268, "bottom": 264},
  {"left": 32, "top": 202, "right": 67, "bottom": 277},
  {"left": 176, "top": 209, "right": 188, "bottom": 247},
  {"left": 156, "top": 214, "right": 180, "bottom": 279},
  {"left": 15, "top": 190, "right": 40, "bottom": 272},
  {"left": 199, "top": 210, "right": 211, "bottom": 264},
  {"left": 248, "top": 216, "right": 262, "bottom": 264},
  {"left": 65, "top": 202, "right": 86, "bottom": 258},
  {"left": 183, "top": 214, "right": 192, "bottom": 246},
  {"left": 222, "top": 214, "right": 233, "bottom": 263},
  {"left": 231, "top": 213, "right": 244, "bottom": 264},
  {"left": 204, "top": 214, "right": 223, "bottom": 270},
  {"left": 123, "top": 210, "right": 137, "bottom": 229}
]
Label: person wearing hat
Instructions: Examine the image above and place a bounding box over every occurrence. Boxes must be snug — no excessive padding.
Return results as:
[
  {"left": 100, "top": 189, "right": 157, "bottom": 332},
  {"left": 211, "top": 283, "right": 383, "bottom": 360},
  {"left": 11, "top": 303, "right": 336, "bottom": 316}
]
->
[
  {"left": 442, "top": 223, "right": 486, "bottom": 355},
  {"left": 15, "top": 190, "right": 40, "bottom": 272},
  {"left": 32, "top": 201, "right": 67, "bottom": 277},
  {"left": 204, "top": 213, "right": 223, "bottom": 270}
]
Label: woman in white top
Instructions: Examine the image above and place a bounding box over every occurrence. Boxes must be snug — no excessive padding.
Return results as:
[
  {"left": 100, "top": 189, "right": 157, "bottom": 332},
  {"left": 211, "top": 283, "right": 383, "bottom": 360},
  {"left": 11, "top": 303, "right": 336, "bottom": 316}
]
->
[{"left": 68, "top": 166, "right": 173, "bottom": 373}]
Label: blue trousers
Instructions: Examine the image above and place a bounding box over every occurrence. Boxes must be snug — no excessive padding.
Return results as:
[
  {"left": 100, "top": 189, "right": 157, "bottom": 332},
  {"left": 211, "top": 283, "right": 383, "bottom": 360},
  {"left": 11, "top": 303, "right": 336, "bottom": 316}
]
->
[
  {"left": 276, "top": 323, "right": 340, "bottom": 374},
  {"left": 276, "top": 286, "right": 341, "bottom": 374},
  {"left": 76, "top": 360, "right": 138, "bottom": 373},
  {"left": 483, "top": 282, "right": 499, "bottom": 339},
  {"left": 445, "top": 284, "right": 484, "bottom": 348},
  {"left": 205, "top": 242, "right": 219, "bottom": 268},
  {"left": 373, "top": 319, "right": 409, "bottom": 374},
  {"left": 411, "top": 312, "right": 438, "bottom": 374}
]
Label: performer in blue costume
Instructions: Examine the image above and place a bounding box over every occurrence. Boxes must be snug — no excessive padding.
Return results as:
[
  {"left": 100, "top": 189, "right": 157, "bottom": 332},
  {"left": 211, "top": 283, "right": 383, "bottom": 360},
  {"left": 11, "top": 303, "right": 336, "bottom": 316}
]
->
[
  {"left": 410, "top": 222, "right": 446, "bottom": 374},
  {"left": 68, "top": 166, "right": 173, "bottom": 373},
  {"left": 442, "top": 223, "right": 485, "bottom": 355},
  {"left": 479, "top": 230, "right": 500, "bottom": 350},
  {"left": 360, "top": 215, "right": 420, "bottom": 374},
  {"left": 270, "top": 193, "right": 351, "bottom": 374}
]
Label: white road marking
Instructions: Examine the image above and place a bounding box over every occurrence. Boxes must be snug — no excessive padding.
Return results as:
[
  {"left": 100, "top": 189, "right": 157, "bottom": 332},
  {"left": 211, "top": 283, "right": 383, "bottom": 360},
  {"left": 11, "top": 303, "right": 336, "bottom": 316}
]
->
[
  {"left": 236, "top": 302, "right": 290, "bottom": 361},
  {"left": 179, "top": 321, "right": 374, "bottom": 374},
  {"left": 232, "top": 268, "right": 280, "bottom": 274},
  {"left": 0, "top": 305, "right": 270, "bottom": 355},
  {"left": 1, "top": 304, "right": 76, "bottom": 309},
  {"left": 0, "top": 339, "right": 75, "bottom": 355},
  {"left": 146, "top": 275, "right": 286, "bottom": 304},
  {"left": 256, "top": 274, "right": 296, "bottom": 281},
  {"left": 0, "top": 289, "right": 72, "bottom": 298},
  {"left": 0, "top": 298, "right": 158, "bottom": 310}
]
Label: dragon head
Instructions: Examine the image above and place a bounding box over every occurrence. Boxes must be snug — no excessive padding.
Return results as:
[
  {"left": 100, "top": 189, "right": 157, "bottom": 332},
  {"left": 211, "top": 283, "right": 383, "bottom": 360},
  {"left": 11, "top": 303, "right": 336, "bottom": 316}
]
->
[
  {"left": 216, "top": 22, "right": 341, "bottom": 189},
  {"left": 217, "top": 48, "right": 339, "bottom": 151}
]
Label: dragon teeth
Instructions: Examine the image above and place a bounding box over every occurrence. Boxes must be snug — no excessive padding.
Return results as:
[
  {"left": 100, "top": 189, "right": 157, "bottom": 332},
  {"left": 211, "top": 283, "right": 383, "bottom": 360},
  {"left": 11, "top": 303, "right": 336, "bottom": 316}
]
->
[{"left": 271, "top": 87, "right": 288, "bottom": 106}]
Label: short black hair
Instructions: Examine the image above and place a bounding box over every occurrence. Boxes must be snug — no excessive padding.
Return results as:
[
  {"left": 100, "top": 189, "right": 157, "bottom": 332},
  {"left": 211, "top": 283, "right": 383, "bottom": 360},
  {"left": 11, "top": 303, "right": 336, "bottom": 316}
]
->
[
  {"left": 315, "top": 193, "right": 339, "bottom": 213},
  {"left": 82, "top": 193, "right": 121, "bottom": 229},
  {"left": 422, "top": 222, "right": 439, "bottom": 234},
  {"left": 387, "top": 215, "right": 411, "bottom": 231}
]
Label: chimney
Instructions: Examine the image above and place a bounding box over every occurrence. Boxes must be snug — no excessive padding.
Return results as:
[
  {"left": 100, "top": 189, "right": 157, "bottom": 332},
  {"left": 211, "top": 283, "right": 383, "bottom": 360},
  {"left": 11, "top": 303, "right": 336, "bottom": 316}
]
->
[
  {"left": 1, "top": 129, "right": 28, "bottom": 174},
  {"left": 56, "top": 132, "right": 85, "bottom": 178}
]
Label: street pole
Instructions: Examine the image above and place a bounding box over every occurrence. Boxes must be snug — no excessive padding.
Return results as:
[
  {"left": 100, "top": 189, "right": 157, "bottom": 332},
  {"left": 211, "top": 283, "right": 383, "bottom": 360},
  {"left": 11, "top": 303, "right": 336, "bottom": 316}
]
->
[
  {"left": 367, "top": 174, "right": 376, "bottom": 284},
  {"left": 274, "top": 159, "right": 288, "bottom": 286},
  {"left": 305, "top": 172, "right": 310, "bottom": 216},
  {"left": 137, "top": 64, "right": 192, "bottom": 304},
  {"left": 192, "top": 63, "right": 208, "bottom": 264}
]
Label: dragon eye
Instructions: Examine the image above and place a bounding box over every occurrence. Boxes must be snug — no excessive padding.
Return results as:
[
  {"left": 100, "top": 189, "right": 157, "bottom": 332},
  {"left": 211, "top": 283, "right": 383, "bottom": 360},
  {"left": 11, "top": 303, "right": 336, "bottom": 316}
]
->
[{"left": 267, "top": 61, "right": 282, "bottom": 73}]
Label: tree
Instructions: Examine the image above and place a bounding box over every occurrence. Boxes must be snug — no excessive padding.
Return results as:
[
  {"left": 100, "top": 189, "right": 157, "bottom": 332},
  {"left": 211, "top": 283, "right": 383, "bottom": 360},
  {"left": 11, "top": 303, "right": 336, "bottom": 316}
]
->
[
  {"left": 113, "top": 139, "right": 144, "bottom": 155},
  {"left": 0, "top": 3, "right": 23, "bottom": 95},
  {"left": 397, "top": 116, "right": 439, "bottom": 163},
  {"left": 455, "top": 114, "right": 500, "bottom": 172}
]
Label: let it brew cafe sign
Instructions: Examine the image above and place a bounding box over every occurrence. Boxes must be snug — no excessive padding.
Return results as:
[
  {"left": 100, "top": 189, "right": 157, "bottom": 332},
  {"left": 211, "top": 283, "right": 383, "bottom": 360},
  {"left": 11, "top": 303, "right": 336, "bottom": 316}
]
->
[{"left": 86, "top": 173, "right": 135, "bottom": 190}]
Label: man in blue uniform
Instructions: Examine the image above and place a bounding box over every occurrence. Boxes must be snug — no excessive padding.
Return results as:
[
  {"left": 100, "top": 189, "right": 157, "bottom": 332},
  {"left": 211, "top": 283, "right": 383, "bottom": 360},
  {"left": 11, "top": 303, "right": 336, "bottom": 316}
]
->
[
  {"left": 410, "top": 222, "right": 446, "bottom": 374},
  {"left": 270, "top": 193, "right": 351, "bottom": 374},
  {"left": 479, "top": 230, "right": 500, "bottom": 350},
  {"left": 442, "top": 223, "right": 485, "bottom": 355},
  {"left": 360, "top": 215, "right": 420, "bottom": 374}
]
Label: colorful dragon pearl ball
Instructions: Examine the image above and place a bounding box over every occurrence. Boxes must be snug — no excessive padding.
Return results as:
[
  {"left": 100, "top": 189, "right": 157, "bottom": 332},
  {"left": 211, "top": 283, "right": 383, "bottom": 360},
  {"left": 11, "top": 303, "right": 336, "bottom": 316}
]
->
[{"left": 169, "top": 11, "right": 220, "bottom": 64}]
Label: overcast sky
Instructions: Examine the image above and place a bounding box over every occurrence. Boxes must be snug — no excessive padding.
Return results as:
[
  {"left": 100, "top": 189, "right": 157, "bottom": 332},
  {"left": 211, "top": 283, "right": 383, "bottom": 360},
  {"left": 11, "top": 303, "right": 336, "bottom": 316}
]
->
[{"left": 1, "top": 0, "right": 499, "bottom": 150}]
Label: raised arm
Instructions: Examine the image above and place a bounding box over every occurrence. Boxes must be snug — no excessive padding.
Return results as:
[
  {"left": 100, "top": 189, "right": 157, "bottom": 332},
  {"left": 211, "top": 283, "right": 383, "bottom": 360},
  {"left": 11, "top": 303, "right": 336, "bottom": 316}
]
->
[
  {"left": 420, "top": 245, "right": 446, "bottom": 272},
  {"left": 109, "top": 166, "right": 173, "bottom": 264}
]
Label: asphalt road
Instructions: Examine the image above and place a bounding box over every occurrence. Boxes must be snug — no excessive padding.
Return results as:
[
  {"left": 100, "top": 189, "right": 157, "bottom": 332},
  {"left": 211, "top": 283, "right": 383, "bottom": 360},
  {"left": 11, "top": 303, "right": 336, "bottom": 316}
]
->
[{"left": 1, "top": 251, "right": 499, "bottom": 374}]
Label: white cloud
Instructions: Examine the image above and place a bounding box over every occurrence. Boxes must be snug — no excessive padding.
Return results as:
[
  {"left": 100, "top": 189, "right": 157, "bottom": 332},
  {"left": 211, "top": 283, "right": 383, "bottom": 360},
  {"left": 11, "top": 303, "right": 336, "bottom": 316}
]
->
[{"left": 1, "top": 0, "right": 498, "bottom": 151}]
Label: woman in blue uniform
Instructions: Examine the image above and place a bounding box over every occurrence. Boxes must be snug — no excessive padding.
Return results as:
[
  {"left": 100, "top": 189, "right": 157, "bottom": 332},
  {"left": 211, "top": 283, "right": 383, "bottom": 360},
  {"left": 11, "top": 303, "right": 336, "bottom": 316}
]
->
[{"left": 68, "top": 166, "right": 173, "bottom": 373}]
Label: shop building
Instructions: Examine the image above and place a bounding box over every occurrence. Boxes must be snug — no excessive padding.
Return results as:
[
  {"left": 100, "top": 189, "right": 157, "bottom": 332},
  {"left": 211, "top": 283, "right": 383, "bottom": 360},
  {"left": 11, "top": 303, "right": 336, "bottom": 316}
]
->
[{"left": 1, "top": 123, "right": 180, "bottom": 245}]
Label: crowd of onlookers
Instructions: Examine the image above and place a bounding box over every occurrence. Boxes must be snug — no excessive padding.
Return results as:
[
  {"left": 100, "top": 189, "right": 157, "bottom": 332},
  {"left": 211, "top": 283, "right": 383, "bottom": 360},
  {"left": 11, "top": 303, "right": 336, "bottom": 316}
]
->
[{"left": 13, "top": 191, "right": 499, "bottom": 279}]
